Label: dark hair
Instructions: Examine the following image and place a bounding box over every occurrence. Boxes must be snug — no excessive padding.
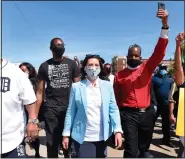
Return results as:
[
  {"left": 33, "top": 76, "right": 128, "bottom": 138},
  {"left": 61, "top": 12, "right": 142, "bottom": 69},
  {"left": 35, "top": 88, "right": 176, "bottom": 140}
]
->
[
  {"left": 50, "top": 37, "right": 63, "bottom": 48},
  {"left": 128, "top": 44, "right": 142, "bottom": 55},
  {"left": 104, "top": 63, "right": 111, "bottom": 67},
  {"left": 81, "top": 55, "right": 105, "bottom": 80},
  {"left": 85, "top": 54, "right": 105, "bottom": 64},
  {"left": 19, "top": 62, "right": 38, "bottom": 92}
]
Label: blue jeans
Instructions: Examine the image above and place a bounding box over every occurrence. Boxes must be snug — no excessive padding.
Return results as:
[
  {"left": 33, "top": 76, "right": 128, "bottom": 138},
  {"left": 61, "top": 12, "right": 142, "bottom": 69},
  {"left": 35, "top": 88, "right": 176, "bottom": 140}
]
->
[{"left": 70, "top": 139, "right": 106, "bottom": 158}]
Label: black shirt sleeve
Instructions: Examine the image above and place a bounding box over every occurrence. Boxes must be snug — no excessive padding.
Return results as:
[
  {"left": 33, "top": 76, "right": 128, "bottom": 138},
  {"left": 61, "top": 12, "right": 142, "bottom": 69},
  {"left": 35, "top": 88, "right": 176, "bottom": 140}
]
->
[
  {"left": 72, "top": 61, "right": 80, "bottom": 78},
  {"left": 38, "top": 63, "right": 47, "bottom": 81}
]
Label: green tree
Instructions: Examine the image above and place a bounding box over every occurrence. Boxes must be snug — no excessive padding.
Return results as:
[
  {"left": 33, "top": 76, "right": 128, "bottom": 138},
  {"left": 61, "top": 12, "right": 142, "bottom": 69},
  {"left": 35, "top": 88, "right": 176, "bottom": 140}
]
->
[
  {"left": 112, "top": 56, "right": 118, "bottom": 63},
  {"left": 111, "top": 56, "right": 118, "bottom": 75}
]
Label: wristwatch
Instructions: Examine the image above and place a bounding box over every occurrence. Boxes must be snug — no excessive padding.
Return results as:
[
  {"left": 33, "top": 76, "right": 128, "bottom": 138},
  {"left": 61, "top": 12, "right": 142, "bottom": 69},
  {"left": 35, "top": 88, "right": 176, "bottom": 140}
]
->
[
  {"left": 162, "top": 24, "right": 169, "bottom": 29},
  {"left": 28, "top": 119, "right": 39, "bottom": 125}
]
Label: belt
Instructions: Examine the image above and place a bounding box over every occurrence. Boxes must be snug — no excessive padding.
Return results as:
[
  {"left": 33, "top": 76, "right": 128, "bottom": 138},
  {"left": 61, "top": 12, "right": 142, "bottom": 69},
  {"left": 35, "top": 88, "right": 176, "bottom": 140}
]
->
[{"left": 120, "top": 106, "right": 151, "bottom": 113}]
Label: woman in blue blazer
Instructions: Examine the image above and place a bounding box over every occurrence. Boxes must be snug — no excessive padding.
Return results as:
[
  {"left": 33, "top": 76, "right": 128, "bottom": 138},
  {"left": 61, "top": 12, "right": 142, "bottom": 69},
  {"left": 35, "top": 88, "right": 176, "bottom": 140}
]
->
[{"left": 62, "top": 55, "right": 123, "bottom": 158}]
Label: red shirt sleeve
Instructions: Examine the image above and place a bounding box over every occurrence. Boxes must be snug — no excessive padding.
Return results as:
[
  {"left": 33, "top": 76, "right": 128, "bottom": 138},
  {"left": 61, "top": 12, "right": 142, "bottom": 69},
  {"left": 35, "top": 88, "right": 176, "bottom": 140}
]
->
[{"left": 145, "top": 37, "right": 168, "bottom": 73}]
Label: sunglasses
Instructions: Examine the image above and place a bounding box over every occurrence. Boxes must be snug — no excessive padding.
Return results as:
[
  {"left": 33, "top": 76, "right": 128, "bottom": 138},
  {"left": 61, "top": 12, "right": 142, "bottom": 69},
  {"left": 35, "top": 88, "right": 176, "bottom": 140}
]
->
[{"left": 52, "top": 43, "right": 65, "bottom": 48}]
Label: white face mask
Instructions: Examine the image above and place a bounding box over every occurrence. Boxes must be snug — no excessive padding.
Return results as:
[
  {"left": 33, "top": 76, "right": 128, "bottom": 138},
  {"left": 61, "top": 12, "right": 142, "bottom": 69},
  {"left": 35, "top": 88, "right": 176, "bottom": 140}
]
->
[{"left": 85, "top": 66, "right": 101, "bottom": 81}]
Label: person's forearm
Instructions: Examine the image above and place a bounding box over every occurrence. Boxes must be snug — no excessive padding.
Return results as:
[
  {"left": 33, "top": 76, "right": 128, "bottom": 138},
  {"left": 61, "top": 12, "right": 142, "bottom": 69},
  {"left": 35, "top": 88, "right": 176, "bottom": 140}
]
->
[
  {"left": 174, "top": 45, "right": 184, "bottom": 85},
  {"left": 145, "top": 29, "right": 168, "bottom": 72},
  {"left": 146, "top": 10, "right": 169, "bottom": 72},
  {"left": 26, "top": 102, "right": 38, "bottom": 119},
  {"left": 36, "top": 93, "right": 43, "bottom": 117},
  {"left": 175, "top": 45, "right": 183, "bottom": 71},
  {"left": 169, "top": 102, "right": 174, "bottom": 116},
  {"left": 168, "top": 83, "right": 175, "bottom": 101}
]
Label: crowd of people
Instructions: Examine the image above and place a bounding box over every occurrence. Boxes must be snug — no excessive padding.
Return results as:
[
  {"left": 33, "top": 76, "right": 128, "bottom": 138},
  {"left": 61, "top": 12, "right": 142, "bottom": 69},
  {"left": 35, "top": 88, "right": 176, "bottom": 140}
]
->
[{"left": 1, "top": 8, "right": 185, "bottom": 158}]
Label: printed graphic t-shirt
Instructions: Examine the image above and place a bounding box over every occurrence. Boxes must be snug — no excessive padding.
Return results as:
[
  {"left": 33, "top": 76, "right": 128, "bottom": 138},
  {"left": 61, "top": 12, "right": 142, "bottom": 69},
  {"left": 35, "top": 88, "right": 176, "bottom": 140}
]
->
[{"left": 38, "top": 57, "right": 79, "bottom": 110}]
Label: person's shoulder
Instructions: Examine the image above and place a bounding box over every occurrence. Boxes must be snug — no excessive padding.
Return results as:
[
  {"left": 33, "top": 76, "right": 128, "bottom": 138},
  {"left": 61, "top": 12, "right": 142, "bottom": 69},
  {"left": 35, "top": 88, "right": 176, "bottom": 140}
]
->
[
  {"left": 63, "top": 57, "right": 75, "bottom": 64},
  {"left": 153, "top": 74, "right": 160, "bottom": 79},
  {"left": 152, "top": 75, "right": 160, "bottom": 83},
  {"left": 45, "top": 58, "right": 53, "bottom": 65},
  {"left": 3, "top": 61, "right": 30, "bottom": 87},
  {"left": 71, "top": 80, "right": 84, "bottom": 92},
  {"left": 4, "top": 61, "right": 16, "bottom": 69},
  {"left": 39, "top": 59, "right": 51, "bottom": 67},
  {"left": 100, "top": 79, "right": 112, "bottom": 86},
  {"left": 7, "top": 62, "right": 24, "bottom": 75},
  {"left": 110, "top": 74, "right": 115, "bottom": 78},
  {"left": 17, "top": 67, "right": 28, "bottom": 78},
  {"left": 72, "top": 80, "right": 82, "bottom": 88},
  {"left": 9, "top": 63, "right": 28, "bottom": 80}
]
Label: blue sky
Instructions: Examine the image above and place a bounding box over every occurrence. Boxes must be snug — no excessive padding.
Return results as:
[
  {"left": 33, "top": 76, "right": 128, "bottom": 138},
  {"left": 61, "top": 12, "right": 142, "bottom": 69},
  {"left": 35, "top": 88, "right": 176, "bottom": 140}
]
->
[{"left": 2, "top": 1, "right": 184, "bottom": 68}]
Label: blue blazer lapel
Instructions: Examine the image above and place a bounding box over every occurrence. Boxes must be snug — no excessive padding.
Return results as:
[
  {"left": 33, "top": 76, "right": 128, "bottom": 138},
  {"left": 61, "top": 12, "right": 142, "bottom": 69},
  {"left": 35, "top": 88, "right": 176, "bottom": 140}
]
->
[{"left": 80, "top": 80, "right": 87, "bottom": 115}]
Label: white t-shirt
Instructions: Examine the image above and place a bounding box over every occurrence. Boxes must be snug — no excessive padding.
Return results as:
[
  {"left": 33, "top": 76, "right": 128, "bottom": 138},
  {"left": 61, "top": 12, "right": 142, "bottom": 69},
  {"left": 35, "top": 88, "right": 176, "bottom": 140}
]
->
[
  {"left": 108, "top": 74, "right": 115, "bottom": 85},
  {"left": 1, "top": 60, "right": 37, "bottom": 154},
  {"left": 84, "top": 79, "right": 104, "bottom": 141}
]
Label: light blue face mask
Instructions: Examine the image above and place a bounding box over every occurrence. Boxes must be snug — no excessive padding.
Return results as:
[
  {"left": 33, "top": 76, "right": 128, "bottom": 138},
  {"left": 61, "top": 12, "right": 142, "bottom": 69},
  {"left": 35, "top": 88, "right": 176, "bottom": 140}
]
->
[{"left": 160, "top": 70, "right": 167, "bottom": 76}]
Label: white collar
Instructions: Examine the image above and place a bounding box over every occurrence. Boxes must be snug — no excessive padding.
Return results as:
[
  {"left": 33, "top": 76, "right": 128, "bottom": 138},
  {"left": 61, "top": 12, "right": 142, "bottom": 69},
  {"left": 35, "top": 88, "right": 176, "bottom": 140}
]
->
[
  {"left": 127, "top": 65, "right": 141, "bottom": 70},
  {"left": 86, "top": 78, "right": 100, "bottom": 88},
  {"left": 0, "top": 59, "right": 8, "bottom": 69}
]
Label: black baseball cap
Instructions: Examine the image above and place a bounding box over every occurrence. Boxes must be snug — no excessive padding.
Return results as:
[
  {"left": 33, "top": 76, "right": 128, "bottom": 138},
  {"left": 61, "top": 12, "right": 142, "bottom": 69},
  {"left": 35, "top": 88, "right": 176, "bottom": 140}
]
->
[{"left": 158, "top": 63, "right": 167, "bottom": 70}]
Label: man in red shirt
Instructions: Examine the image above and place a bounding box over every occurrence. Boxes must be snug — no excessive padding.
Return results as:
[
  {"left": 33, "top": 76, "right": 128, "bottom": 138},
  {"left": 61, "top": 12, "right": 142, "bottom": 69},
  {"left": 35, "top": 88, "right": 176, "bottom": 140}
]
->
[{"left": 114, "top": 9, "right": 169, "bottom": 158}]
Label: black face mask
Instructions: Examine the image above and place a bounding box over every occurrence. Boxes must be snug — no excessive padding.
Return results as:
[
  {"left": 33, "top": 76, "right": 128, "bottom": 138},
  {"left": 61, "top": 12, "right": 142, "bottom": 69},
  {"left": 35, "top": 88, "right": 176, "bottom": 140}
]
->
[
  {"left": 104, "top": 68, "right": 111, "bottom": 74},
  {"left": 52, "top": 46, "right": 65, "bottom": 58},
  {"left": 127, "top": 59, "right": 142, "bottom": 68}
]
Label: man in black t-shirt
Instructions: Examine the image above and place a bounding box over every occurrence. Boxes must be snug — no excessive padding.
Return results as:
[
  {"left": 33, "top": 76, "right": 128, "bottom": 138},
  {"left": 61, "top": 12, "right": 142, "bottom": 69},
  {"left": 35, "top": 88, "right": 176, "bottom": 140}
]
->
[{"left": 36, "top": 38, "right": 80, "bottom": 158}]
